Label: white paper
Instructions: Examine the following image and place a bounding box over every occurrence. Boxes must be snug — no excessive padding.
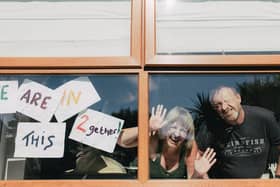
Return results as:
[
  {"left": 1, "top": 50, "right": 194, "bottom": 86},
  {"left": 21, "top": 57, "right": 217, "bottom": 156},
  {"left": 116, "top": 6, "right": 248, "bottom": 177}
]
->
[
  {"left": 17, "top": 79, "right": 60, "bottom": 122},
  {"left": 0, "top": 81, "right": 18, "bottom": 114},
  {"left": 69, "top": 109, "right": 124, "bottom": 153},
  {"left": 14, "top": 122, "right": 66, "bottom": 158},
  {"left": 54, "top": 77, "right": 101, "bottom": 122}
]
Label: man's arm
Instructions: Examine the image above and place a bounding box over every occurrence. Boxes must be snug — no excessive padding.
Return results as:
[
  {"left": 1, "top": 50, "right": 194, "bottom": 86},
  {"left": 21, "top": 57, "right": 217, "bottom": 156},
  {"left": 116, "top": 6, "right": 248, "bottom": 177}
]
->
[{"left": 117, "top": 127, "right": 138, "bottom": 148}]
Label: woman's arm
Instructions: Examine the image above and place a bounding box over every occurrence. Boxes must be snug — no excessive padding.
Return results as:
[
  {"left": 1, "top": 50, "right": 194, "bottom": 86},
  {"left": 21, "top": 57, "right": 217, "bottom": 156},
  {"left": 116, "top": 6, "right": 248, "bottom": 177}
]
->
[
  {"left": 185, "top": 140, "right": 197, "bottom": 178},
  {"left": 275, "top": 145, "right": 280, "bottom": 178},
  {"left": 149, "top": 105, "right": 167, "bottom": 160}
]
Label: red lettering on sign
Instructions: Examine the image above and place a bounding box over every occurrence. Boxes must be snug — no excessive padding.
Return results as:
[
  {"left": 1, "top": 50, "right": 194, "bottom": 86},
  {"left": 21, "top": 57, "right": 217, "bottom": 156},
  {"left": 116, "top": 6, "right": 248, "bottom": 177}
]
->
[{"left": 76, "top": 114, "right": 89, "bottom": 133}]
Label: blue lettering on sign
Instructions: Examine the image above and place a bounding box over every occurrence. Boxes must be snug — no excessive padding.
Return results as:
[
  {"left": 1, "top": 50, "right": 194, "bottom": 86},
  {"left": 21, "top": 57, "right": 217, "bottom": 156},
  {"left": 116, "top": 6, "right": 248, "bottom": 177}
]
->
[
  {"left": 22, "top": 130, "right": 54, "bottom": 150},
  {"left": 86, "top": 125, "right": 118, "bottom": 136}
]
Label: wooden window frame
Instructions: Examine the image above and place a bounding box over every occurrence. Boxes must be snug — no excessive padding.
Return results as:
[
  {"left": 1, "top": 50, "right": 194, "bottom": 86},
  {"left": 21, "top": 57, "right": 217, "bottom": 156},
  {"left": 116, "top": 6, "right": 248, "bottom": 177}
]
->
[{"left": 145, "top": 0, "right": 280, "bottom": 67}]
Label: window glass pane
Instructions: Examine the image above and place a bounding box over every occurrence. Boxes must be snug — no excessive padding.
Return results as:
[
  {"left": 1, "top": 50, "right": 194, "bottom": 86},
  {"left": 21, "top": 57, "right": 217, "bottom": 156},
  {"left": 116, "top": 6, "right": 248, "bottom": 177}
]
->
[
  {"left": 0, "top": 74, "right": 138, "bottom": 179},
  {"left": 149, "top": 73, "right": 280, "bottom": 179},
  {"left": 0, "top": 0, "right": 131, "bottom": 57},
  {"left": 156, "top": 0, "right": 280, "bottom": 55}
]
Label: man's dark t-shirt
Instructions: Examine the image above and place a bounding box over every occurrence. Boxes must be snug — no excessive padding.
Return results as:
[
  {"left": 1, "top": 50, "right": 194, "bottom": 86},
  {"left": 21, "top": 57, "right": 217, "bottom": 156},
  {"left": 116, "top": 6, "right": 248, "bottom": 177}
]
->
[{"left": 197, "top": 105, "right": 280, "bottom": 178}]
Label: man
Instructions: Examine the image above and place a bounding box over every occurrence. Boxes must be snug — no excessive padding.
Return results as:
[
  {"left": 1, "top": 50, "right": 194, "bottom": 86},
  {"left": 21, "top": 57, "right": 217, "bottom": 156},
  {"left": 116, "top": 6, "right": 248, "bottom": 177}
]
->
[{"left": 197, "top": 86, "right": 280, "bottom": 178}]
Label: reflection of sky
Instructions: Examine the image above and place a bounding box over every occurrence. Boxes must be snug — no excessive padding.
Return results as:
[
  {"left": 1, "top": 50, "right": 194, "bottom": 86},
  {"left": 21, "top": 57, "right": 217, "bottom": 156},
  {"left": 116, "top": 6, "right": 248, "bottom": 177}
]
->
[
  {"left": 149, "top": 73, "right": 277, "bottom": 111},
  {"left": 0, "top": 74, "right": 138, "bottom": 115}
]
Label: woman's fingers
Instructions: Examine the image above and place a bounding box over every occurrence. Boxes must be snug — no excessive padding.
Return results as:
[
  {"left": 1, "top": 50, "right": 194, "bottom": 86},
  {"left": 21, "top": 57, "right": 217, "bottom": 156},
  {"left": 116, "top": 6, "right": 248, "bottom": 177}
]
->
[
  {"left": 156, "top": 104, "right": 162, "bottom": 115},
  {"left": 156, "top": 104, "right": 164, "bottom": 117},
  {"left": 161, "top": 108, "right": 167, "bottom": 119},
  {"left": 202, "top": 148, "right": 210, "bottom": 158},
  {"left": 208, "top": 151, "right": 216, "bottom": 162},
  {"left": 151, "top": 106, "right": 155, "bottom": 116},
  {"left": 209, "top": 158, "right": 217, "bottom": 166},
  {"left": 154, "top": 104, "right": 167, "bottom": 119},
  {"left": 203, "top": 148, "right": 216, "bottom": 162}
]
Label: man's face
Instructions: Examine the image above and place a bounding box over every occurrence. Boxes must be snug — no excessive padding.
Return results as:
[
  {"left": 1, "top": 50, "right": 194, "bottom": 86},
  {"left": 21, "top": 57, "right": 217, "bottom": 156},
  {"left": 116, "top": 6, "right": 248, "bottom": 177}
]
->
[{"left": 211, "top": 88, "right": 242, "bottom": 125}]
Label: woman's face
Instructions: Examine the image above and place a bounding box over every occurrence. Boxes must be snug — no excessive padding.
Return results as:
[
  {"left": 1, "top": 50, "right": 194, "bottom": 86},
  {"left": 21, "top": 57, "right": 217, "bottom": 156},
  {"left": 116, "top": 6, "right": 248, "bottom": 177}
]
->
[{"left": 165, "top": 121, "right": 190, "bottom": 149}]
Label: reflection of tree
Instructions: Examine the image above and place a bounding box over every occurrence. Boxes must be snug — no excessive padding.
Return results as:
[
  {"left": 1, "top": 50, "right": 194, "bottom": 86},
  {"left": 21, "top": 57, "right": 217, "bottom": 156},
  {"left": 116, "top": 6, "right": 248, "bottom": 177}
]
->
[
  {"left": 112, "top": 108, "right": 138, "bottom": 129},
  {"left": 111, "top": 108, "right": 138, "bottom": 169},
  {"left": 191, "top": 76, "right": 280, "bottom": 174},
  {"left": 237, "top": 75, "right": 280, "bottom": 165},
  {"left": 189, "top": 93, "right": 219, "bottom": 133},
  {"left": 238, "top": 75, "right": 280, "bottom": 120},
  {"left": 189, "top": 93, "right": 225, "bottom": 151}
]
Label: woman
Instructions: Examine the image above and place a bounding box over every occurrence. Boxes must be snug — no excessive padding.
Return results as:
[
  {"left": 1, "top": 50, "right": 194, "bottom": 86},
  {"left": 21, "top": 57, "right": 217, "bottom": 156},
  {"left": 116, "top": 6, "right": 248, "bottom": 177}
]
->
[{"left": 118, "top": 104, "right": 216, "bottom": 179}]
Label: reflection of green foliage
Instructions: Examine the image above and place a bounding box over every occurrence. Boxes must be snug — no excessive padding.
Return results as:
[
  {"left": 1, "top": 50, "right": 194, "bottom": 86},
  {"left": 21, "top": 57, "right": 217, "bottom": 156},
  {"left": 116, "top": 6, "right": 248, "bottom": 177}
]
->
[
  {"left": 111, "top": 108, "right": 138, "bottom": 168},
  {"left": 189, "top": 92, "right": 223, "bottom": 133},
  {"left": 237, "top": 75, "right": 280, "bottom": 164},
  {"left": 238, "top": 75, "right": 280, "bottom": 120},
  {"left": 112, "top": 108, "right": 138, "bottom": 129},
  {"left": 191, "top": 75, "right": 280, "bottom": 165}
]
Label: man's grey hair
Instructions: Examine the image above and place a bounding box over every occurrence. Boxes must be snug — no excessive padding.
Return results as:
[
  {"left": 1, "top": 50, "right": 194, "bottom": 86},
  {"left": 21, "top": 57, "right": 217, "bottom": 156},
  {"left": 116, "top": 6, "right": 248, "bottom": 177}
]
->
[{"left": 209, "top": 86, "right": 239, "bottom": 103}]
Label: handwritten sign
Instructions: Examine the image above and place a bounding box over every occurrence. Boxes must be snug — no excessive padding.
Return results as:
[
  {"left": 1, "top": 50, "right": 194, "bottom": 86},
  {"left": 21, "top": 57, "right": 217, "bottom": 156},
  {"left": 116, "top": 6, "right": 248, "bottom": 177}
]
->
[
  {"left": 14, "top": 122, "right": 66, "bottom": 158},
  {"left": 17, "top": 79, "right": 60, "bottom": 122},
  {"left": 54, "top": 77, "right": 101, "bottom": 122},
  {"left": 69, "top": 109, "right": 124, "bottom": 153},
  {"left": 0, "top": 81, "right": 18, "bottom": 114}
]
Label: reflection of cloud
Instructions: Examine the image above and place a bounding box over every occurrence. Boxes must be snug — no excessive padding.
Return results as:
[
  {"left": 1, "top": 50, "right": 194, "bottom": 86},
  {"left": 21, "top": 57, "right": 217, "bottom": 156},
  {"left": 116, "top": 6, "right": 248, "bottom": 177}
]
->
[
  {"left": 127, "top": 92, "right": 136, "bottom": 102},
  {"left": 149, "top": 78, "right": 159, "bottom": 91},
  {"left": 100, "top": 100, "right": 110, "bottom": 113},
  {"left": 121, "top": 91, "right": 136, "bottom": 103},
  {"left": 125, "top": 76, "right": 137, "bottom": 86}
]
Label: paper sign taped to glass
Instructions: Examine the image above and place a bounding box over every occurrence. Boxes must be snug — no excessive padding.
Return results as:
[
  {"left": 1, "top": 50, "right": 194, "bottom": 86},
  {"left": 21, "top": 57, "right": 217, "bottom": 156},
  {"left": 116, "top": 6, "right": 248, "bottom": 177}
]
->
[
  {"left": 0, "top": 81, "right": 18, "bottom": 114},
  {"left": 69, "top": 109, "right": 124, "bottom": 153},
  {"left": 16, "top": 79, "right": 60, "bottom": 122},
  {"left": 54, "top": 76, "right": 101, "bottom": 122},
  {"left": 14, "top": 122, "right": 66, "bottom": 158}
]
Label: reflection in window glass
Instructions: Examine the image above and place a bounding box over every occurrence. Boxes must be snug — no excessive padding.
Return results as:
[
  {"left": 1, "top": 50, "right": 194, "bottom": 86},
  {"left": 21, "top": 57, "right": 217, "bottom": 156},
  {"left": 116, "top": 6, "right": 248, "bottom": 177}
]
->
[
  {"left": 149, "top": 73, "right": 280, "bottom": 179},
  {"left": 0, "top": 74, "right": 138, "bottom": 179},
  {"left": 156, "top": 0, "right": 280, "bottom": 55},
  {"left": 0, "top": 0, "right": 131, "bottom": 57}
]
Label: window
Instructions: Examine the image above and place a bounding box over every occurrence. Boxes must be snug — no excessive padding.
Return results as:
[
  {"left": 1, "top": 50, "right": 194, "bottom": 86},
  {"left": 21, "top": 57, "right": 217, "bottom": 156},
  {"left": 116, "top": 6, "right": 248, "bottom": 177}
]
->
[
  {"left": 148, "top": 72, "right": 280, "bottom": 180},
  {"left": 156, "top": 0, "right": 280, "bottom": 55},
  {"left": 0, "top": 0, "right": 141, "bottom": 67},
  {"left": 146, "top": 0, "right": 280, "bottom": 66},
  {"left": 0, "top": 74, "right": 138, "bottom": 180}
]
